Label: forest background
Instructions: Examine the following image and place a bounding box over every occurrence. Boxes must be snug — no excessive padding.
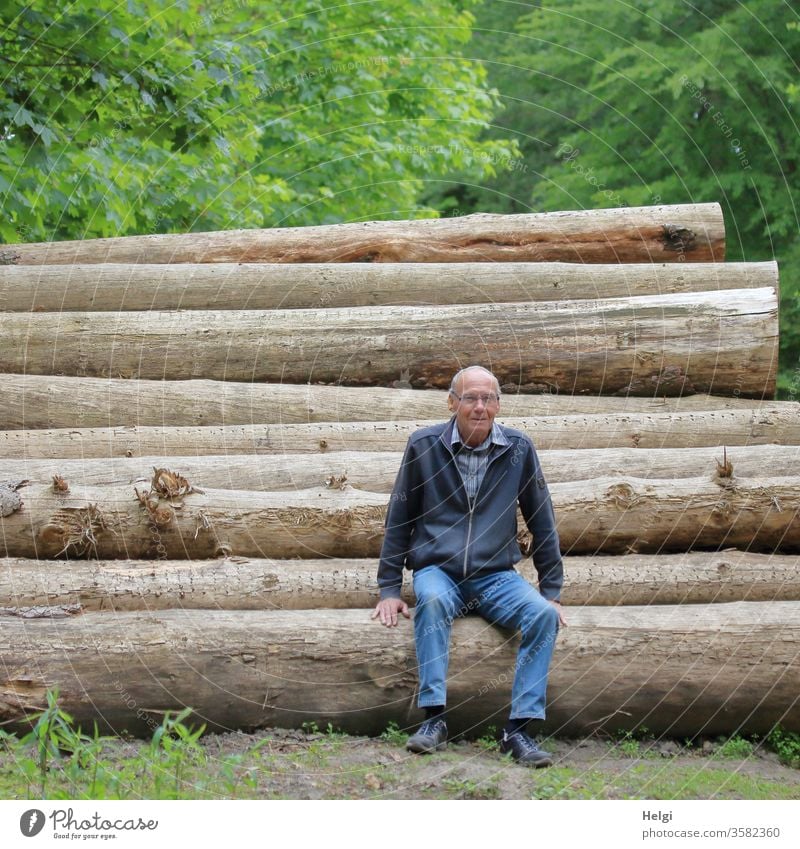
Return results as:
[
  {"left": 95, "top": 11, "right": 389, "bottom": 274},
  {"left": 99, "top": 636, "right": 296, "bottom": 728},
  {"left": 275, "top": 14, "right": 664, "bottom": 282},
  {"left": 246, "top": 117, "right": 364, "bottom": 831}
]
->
[{"left": 2, "top": 0, "right": 798, "bottom": 394}]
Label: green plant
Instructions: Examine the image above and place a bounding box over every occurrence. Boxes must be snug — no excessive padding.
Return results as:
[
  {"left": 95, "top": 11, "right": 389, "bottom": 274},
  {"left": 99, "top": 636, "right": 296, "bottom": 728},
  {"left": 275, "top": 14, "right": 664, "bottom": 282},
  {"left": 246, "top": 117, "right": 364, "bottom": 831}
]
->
[
  {"left": 612, "top": 727, "right": 655, "bottom": 759},
  {"left": 442, "top": 776, "right": 501, "bottom": 800},
  {"left": 379, "top": 721, "right": 408, "bottom": 747},
  {"left": 476, "top": 726, "right": 499, "bottom": 751},
  {"left": 324, "top": 722, "right": 347, "bottom": 739},
  {"left": 766, "top": 726, "right": 800, "bottom": 769},
  {"left": 18, "top": 689, "right": 80, "bottom": 797},
  {"left": 715, "top": 735, "right": 755, "bottom": 759},
  {"left": 148, "top": 707, "right": 206, "bottom": 798}
]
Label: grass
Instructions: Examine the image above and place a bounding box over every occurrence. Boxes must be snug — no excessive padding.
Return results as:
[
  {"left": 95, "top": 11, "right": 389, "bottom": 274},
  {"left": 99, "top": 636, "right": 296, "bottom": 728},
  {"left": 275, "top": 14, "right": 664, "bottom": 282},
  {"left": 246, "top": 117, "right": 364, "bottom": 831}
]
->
[
  {"left": 609, "top": 727, "right": 658, "bottom": 759},
  {"left": 714, "top": 735, "right": 756, "bottom": 760},
  {"left": 0, "top": 692, "right": 798, "bottom": 800},
  {"left": 526, "top": 764, "right": 800, "bottom": 801}
]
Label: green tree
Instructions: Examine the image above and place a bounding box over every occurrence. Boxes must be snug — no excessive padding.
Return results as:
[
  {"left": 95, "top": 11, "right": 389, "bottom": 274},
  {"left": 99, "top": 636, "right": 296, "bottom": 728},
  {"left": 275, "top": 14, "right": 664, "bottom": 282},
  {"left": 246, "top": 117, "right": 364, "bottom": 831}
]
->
[
  {"left": 429, "top": 0, "right": 799, "bottom": 391},
  {"left": 0, "top": 0, "right": 513, "bottom": 241}
]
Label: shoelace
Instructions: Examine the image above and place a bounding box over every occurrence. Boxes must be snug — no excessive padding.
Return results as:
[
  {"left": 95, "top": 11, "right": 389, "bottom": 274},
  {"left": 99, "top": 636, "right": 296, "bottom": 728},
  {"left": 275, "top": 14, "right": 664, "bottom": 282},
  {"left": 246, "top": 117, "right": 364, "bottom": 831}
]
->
[
  {"left": 506, "top": 732, "right": 538, "bottom": 753},
  {"left": 420, "top": 719, "right": 445, "bottom": 736}
]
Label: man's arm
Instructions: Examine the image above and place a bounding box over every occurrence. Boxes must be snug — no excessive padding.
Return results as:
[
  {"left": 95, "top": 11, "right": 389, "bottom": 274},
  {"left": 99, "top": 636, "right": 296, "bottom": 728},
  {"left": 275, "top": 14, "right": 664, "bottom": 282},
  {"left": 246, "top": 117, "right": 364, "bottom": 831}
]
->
[
  {"left": 372, "top": 437, "right": 422, "bottom": 626},
  {"left": 517, "top": 436, "right": 565, "bottom": 622}
]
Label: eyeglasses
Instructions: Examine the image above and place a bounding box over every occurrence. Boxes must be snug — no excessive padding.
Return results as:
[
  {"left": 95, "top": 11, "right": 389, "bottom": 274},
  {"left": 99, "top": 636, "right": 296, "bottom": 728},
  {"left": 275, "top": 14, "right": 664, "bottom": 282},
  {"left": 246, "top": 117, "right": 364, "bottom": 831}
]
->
[{"left": 450, "top": 391, "right": 499, "bottom": 406}]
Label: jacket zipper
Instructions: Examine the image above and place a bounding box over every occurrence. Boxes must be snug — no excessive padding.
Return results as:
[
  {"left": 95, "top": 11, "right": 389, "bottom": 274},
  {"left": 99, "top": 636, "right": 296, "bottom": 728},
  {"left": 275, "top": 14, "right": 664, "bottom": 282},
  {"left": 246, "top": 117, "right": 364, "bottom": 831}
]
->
[{"left": 456, "top": 443, "right": 511, "bottom": 579}]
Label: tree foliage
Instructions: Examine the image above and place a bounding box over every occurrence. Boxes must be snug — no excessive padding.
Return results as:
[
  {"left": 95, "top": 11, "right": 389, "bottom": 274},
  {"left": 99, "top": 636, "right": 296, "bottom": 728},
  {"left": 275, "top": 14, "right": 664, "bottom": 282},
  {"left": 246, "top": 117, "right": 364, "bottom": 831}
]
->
[
  {"left": 0, "top": 0, "right": 513, "bottom": 241},
  {"left": 430, "top": 0, "right": 799, "bottom": 391}
]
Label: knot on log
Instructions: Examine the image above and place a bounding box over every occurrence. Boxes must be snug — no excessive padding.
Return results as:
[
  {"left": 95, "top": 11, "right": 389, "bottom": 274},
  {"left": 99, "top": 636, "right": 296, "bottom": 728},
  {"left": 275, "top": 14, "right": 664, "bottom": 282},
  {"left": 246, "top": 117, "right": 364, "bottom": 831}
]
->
[
  {"left": 0, "top": 250, "right": 21, "bottom": 266},
  {"left": 606, "top": 482, "right": 638, "bottom": 508},
  {"left": 662, "top": 224, "right": 697, "bottom": 253}
]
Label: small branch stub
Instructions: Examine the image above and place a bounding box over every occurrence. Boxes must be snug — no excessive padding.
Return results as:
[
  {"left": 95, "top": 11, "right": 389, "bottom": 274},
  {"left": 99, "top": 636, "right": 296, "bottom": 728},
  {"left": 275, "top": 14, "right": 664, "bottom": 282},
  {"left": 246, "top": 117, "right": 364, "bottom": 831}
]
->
[
  {"left": 52, "top": 475, "right": 69, "bottom": 493},
  {"left": 715, "top": 447, "right": 734, "bottom": 480}
]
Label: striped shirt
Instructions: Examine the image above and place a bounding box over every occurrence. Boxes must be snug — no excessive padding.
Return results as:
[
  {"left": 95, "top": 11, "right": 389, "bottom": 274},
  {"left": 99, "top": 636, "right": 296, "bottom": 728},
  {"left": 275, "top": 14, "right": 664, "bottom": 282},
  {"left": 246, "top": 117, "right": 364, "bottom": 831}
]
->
[{"left": 451, "top": 421, "right": 509, "bottom": 504}]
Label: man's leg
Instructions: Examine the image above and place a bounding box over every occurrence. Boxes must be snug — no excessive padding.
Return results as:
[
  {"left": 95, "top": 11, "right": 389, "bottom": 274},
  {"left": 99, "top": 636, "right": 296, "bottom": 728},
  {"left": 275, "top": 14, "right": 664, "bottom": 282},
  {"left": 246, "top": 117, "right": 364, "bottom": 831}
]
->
[
  {"left": 407, "top": 566, "right": 465, "bottom": 752},
  {"left": 469, "top": 570, "right": 559, "bottom": 765}
]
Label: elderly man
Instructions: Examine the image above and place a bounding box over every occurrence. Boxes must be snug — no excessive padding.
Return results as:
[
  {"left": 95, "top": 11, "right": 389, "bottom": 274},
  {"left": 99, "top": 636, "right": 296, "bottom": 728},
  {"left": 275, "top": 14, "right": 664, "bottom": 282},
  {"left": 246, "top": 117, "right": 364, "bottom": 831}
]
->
[{"left": 372, "top": 365, "right": 565, "bottom": 767}]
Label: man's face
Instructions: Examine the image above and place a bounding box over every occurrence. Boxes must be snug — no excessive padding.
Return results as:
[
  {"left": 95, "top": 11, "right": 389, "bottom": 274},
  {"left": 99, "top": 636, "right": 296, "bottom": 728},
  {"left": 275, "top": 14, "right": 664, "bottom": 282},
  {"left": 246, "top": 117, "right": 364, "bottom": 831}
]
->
[{"left": 447, "top": 369, "right": 500, "bottom": 447}]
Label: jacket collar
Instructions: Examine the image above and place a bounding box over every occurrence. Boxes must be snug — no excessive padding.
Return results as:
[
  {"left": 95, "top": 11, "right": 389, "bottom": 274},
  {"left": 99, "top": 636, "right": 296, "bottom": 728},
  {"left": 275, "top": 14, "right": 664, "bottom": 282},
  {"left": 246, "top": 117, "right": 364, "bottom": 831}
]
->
[{"left": 440, "top": 416, "right": 510, "bottom": 452}]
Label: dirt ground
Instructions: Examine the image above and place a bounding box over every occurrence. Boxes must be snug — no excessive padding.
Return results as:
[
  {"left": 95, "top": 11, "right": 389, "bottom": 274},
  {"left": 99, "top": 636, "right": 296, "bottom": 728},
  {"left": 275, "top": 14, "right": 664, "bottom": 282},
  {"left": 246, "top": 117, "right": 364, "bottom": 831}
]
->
[{"left": 186, "top": 727, "right": 800, "bottom": 800}]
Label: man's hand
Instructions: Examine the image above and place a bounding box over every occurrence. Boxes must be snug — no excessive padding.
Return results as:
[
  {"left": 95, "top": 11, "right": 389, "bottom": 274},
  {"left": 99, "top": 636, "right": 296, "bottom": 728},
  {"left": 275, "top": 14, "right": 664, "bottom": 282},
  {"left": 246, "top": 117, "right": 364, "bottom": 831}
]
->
[
  {"left": 371, "top": 597, "right": 410, "bottom": 627},
  {"left": 549, "top": 600, "right": 567, "bottom": 627}
]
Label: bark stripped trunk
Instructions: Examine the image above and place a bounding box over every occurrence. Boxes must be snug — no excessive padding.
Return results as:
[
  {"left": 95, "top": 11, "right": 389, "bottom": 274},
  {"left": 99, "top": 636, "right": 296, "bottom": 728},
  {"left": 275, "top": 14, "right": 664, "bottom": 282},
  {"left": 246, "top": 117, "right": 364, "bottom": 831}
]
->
[
  {"left": 1, "top": 203, "right": 725, "bottom": 266},
  {"left": 3, "top": 443, "right": 797, "bottom": 491},
  {"left": 0, "top": 261, "right": 770, "bottom": 313},
  {"left": 3, "top": 405, "right": 797, "bottom": 458},
  {"left": 1, "top": 551, "right": 796, "bottom": 611},
  {"left": 0, "top": 289, "right": 778, "bottom": 396},
  {"left": 1, "top": 475, "right": 797, "bottom": 560},
  {"left": 0, "top": 373, "right": 769, "bottom": 430},
  {"left": 0, "top": 604, "right": 796, "bottom": 738}
]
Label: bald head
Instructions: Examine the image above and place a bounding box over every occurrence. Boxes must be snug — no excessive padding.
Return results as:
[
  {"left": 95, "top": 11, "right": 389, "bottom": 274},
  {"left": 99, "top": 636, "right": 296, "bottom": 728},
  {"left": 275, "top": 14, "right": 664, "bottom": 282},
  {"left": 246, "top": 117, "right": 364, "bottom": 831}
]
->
[{"left": 449, "top": 366, "right": 501, "bottom": 397}]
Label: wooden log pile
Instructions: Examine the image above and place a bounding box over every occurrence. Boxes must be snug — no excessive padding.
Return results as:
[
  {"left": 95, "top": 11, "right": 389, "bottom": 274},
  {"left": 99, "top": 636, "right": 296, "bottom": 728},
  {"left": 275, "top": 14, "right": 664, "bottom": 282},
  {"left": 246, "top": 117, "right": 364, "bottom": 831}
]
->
[{"left": 1, "top": 203, "right": 797, "bottom": 739}]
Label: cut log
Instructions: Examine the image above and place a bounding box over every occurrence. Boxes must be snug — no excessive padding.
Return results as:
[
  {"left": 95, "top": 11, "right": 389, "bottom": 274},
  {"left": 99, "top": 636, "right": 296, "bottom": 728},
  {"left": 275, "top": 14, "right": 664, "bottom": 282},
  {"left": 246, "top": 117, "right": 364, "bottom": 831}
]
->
[
  {"left": 1, "top": 204, "right": 725, "bottom": 265},
  {"left": 0, "top": 475, "right": 797, "bottom": 560},
  {"left": 4, "top": 444, "right": 799, "bottom": 492},
  {"left": 0, "top": 604, "right": 796, "bottom": 737},
  {"left": 0, "top": 289, "right": 778, "bottom": 396},
  {"left": 1, "top": 551, "right": 795, "bottom": 611},
  {"left": 0, "top": 483, "right": 388, "bottom": 560},
  {"left": 3, "top": 405, "right": 798, "bottom": 458},
  {"left": 0, "top": 261, "right": 770, "bottom": 313},
  {"left": 0, "top": 373, "right": 773, "bottom": 430}
]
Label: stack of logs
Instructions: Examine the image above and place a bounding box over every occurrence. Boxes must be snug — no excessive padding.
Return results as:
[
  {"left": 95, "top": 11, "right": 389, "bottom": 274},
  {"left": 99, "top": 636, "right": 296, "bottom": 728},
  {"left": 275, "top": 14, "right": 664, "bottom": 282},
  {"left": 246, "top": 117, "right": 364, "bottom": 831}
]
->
[{"left": 0, "top": 203, "right": 797, "bottom": 739}]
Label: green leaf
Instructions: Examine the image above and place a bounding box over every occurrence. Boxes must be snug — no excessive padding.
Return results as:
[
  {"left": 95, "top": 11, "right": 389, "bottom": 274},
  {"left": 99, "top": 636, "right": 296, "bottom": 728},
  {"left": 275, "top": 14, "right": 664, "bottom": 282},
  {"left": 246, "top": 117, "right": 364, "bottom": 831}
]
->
[{"left": 11, "top": 107, "right": 36, "bottom": 128}]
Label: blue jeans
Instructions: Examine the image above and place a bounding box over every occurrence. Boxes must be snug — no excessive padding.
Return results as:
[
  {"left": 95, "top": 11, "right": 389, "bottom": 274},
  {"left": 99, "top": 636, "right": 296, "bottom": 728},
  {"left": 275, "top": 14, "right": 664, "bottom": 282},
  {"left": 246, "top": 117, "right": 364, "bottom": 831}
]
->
[{"left": 412, "top": 566, "right": 559, "bottom": 720}]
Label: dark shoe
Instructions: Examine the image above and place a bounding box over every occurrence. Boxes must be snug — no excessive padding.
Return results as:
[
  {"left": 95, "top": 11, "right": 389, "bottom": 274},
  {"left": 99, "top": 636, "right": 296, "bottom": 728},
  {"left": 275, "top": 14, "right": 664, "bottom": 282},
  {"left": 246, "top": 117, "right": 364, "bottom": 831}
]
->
[
  {"left": 406, "top": 718, "right": 448, "bottom": 753},
  {"left": 500, "top": 730, "right": 553, "bottom": 767}
]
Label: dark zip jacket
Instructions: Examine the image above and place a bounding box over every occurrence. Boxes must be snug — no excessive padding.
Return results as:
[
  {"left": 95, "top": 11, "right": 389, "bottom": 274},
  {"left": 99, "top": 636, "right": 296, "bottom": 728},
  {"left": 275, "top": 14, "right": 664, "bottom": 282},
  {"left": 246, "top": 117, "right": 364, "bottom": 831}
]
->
[{"left": 377, "top": 417, "right": 563, "bottom": 601}]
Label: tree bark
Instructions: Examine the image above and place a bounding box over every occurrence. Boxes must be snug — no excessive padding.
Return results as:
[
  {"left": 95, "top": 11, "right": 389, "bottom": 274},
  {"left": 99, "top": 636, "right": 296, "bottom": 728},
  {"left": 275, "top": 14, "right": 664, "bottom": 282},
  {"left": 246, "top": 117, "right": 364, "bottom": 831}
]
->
[
  {"left": 1, "top": 475, "right": 797, "bottom": 560},
  {"left": 1, "top": 603, "right": 796, "bottom": 738},
  {"left": 3, "top": 404, "right": 797, "bottom": 458},
  {"left": 0, "top": 373, "right": 771, "bottom": 430},
  {"left": 0, "top": 261, "right": 769, "bottom": 313},
  {"left": 3, "top": 444, "right": 797, "bottom": 492},
  {"left": 1, "top": 551, "right": 795, "bottom": 612},
  {"left": 0, "top": 289, "right": 778, "bottom": 396},
  {"left": 1, "top": 203, "right": 725, "bottom": 266}
]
